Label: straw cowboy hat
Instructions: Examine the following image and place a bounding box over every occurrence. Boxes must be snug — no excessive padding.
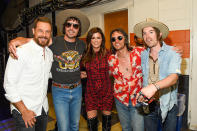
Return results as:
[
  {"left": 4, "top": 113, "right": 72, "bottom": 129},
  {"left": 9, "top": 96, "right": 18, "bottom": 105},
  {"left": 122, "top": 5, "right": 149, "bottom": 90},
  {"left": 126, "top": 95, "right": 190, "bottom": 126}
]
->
[
  {"left": 56, "top": 9, "right": 90, "bottom": 36},
  {"left": 134, "top": 18, "right": 169, "bottom": 39}
]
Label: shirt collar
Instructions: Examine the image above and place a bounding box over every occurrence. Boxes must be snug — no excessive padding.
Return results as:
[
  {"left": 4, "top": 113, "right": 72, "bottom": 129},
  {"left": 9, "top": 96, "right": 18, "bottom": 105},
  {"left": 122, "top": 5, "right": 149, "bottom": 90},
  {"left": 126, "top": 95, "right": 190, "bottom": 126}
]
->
[
  {"left": 160, "top": 41, "right": 168, "bottom": 52},
  {"left": 30, "top": 39, "right": 49, "bottom": 52}
]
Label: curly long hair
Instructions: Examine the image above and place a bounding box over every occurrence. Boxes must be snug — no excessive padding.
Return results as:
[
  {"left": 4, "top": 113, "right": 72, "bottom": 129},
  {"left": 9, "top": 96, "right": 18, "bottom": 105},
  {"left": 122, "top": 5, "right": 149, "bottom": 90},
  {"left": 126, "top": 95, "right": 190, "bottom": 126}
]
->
[
  {"left": 82, "top": 27, "right": 107, "bottom": 66},
  {"left": 110, "top": 28, "right": 132, "bottom": 54}
]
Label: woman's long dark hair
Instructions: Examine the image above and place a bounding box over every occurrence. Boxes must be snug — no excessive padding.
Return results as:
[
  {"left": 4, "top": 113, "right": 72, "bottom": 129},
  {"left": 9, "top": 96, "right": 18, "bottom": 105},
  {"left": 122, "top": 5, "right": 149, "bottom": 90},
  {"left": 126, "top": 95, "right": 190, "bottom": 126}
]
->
[{"left": 82, "top": 27, "right": 106, "bottom": 66}]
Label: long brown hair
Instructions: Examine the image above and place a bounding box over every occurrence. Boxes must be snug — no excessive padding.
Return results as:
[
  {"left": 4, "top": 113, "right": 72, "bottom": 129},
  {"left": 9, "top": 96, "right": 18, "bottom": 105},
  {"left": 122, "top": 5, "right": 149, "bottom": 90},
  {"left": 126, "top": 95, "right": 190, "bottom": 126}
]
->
[
  {"left": 82, "top": 27, "right": 107, "bottom": 65},
  {"left": 110, "top": 28, "right": 132, "bottom": 54},
  {"left": 153, "top": 27, "right": 163, "bottom": 44}
]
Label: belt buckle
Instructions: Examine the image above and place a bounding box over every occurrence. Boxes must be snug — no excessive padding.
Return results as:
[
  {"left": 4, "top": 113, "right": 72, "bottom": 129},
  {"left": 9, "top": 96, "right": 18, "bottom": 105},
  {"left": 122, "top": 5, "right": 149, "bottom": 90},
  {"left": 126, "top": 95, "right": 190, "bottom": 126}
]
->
[{"left": 69, "top": 85, "right": 75, "bottom": 89}]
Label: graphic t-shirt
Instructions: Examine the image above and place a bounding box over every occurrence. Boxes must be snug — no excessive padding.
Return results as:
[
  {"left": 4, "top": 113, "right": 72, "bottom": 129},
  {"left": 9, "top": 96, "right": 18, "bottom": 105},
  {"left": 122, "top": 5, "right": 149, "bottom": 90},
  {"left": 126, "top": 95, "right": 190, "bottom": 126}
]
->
[{"left": 49, "top": 36, "right": 86, "bottom": 84}]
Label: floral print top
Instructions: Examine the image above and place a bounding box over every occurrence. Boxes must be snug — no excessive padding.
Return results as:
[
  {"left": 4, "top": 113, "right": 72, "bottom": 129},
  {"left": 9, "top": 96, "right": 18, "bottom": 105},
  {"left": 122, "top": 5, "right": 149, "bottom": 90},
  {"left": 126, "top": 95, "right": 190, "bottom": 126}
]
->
[{"left": 108, "top": 47, "right": 144, "bottom": 106}]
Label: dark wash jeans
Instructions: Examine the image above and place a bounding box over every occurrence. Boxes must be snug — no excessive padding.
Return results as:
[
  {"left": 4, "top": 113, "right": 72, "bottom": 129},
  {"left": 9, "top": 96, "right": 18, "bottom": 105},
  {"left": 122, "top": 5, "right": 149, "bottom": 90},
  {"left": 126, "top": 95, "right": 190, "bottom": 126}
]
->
[
  {"left": 144, "top": 101, "right": 178, "bottom": 131},
  {"left": 12, "top": 108, "right": 48, "bottom": 131}
]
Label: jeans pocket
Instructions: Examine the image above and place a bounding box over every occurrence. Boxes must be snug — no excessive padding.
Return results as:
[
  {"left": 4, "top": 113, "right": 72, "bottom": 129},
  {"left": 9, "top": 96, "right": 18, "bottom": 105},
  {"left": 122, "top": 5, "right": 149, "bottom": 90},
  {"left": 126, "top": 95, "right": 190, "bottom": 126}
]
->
[
  {"left": 12, "top": 109, "right": 22, "bottom": 120},
  {"left": 12, "top": 109, "right": 26, "bottom": 127}
]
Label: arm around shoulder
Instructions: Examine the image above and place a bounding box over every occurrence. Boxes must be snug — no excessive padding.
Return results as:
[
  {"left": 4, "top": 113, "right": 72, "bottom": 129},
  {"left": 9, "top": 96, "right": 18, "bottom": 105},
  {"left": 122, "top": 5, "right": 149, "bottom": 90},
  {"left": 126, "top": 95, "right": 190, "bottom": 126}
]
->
[{"left": 9, "top": 37, "right": 32, "bottom": 59}]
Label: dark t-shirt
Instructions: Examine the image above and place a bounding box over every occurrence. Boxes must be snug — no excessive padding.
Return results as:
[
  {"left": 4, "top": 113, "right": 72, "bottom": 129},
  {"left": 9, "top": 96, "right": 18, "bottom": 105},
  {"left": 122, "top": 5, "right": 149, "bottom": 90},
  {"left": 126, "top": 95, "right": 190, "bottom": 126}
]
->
[{"left": 49, "top": 36, "right": 86, "bottom": 84}]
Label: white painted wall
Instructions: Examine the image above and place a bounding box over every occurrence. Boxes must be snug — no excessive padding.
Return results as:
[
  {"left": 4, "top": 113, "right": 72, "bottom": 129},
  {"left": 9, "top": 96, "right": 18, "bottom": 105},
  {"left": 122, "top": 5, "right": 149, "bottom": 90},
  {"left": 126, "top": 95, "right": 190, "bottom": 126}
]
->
[
  {"left": 130, "top": 0, "right": 159, "bottom": 30},
  {"left": 129, "top": 0, "right": 191, "bottom": 32},
  {"left": 188, "top": 0, "right": 197, "bottom": 129}
]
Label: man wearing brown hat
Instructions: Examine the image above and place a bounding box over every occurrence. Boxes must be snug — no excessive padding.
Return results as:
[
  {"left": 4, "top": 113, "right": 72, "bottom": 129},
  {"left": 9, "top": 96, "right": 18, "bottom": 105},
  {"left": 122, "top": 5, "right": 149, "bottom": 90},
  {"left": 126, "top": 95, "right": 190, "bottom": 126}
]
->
[
  {"left": 134, "top": 18, "right": 181, "bottom": 131},
  {"left": 8, "top": 9, "right": 90, "bottom": 131}
]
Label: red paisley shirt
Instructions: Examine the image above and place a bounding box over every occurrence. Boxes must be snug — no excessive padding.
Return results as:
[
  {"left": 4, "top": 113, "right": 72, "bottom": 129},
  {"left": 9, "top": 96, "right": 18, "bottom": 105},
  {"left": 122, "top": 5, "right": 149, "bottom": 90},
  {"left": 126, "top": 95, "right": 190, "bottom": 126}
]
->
[{"left": 108, "top": 47, "right": 145, "bottom": 106}]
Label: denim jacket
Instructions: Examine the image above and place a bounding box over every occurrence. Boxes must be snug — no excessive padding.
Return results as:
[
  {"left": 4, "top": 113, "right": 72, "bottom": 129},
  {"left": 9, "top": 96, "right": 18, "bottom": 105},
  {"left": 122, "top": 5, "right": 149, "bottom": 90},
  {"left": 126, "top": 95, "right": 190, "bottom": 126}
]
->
[{"left": 141, "top": 42, "right": 182, "bottom": 122}]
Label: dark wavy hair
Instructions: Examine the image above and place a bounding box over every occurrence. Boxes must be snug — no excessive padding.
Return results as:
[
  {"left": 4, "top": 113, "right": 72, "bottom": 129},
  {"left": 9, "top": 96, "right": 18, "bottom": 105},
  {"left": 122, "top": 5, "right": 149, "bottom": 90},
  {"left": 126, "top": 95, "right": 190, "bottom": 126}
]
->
[
  {"left": 82, "top": 27, "right": 106, "bottom": 65},
  {"left": 152, "top": 27, "right": 163, "bottom": 43},
  {"left": 62, "top": 16, "right": 81, "bottom": 37},
  {"left": 110, "top": 28, "right": 132, "bottom": 54}
]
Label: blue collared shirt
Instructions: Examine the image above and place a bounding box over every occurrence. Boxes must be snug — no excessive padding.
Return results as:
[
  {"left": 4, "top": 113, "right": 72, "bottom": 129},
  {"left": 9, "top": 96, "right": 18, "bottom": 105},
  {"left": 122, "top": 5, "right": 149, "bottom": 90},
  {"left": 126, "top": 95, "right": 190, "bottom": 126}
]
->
[{"left": 141, "top": 42, "right": 182, "bottom": 122}]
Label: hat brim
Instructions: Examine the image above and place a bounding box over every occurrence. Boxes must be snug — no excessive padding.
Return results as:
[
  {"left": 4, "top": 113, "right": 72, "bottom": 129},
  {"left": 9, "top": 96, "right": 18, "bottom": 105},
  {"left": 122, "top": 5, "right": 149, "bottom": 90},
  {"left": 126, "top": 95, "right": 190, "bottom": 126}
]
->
[
  {"left": 134, "top": 20, "right": 169, "bottom": 39},
  {"left": 56, "top": 9, "right": 90, "bottom": 36}
]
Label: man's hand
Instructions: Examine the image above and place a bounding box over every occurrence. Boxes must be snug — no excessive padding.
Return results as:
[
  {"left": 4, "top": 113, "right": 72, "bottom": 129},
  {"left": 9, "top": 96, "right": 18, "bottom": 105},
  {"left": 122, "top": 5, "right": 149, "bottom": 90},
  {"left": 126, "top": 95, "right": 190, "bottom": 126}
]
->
[
  {"left": 172, "top": 45, "right": 183, "bottom": 56},
  {"left": 140, "top": 84, "right": 158, "bottom": 99},
  {"left": 136, "top": 92, "right": 147, "bottom": 103},
  {"left": 13, "top": 100, "right": 36, "bottom": 128},
  {"left": 21, "top": 109, "right": 36, "bottom": 128},
  {"left": 8, "top": 37, "right": 31, "bottom": 59}
]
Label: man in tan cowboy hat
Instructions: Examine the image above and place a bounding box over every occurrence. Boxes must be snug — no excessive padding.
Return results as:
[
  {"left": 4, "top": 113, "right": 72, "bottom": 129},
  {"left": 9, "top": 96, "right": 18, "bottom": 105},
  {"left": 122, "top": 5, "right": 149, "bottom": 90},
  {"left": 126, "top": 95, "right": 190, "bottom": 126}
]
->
[
  {"left": 134, "top": 18, "right": 181, "bottom": 131},
  {"left": 8, "top": 9, "right": 90, "bottom": 131}
]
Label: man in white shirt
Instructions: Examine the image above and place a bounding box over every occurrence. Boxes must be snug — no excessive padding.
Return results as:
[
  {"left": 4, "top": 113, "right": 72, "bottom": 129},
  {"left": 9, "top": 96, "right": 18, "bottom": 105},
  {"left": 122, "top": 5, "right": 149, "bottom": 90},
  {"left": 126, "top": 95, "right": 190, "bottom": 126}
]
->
[{"left": 4, "top": 17, "right": 53, "bottom": 131}]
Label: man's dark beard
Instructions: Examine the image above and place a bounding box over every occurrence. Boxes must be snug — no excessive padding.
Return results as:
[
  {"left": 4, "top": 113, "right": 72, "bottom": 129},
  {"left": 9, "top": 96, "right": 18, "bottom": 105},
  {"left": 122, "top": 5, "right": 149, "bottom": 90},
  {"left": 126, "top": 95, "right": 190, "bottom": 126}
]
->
[{"left": 34, "top": 37, "right": 49, "bottom": 47}]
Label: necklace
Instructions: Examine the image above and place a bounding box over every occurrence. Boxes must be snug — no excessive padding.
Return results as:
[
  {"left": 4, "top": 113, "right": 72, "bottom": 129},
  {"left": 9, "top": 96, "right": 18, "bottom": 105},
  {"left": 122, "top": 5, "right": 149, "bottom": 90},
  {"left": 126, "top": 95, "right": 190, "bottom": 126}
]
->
[
  {"left": 118, "top": 52, "right": 132, "bottom": 73},
  {"left": 64, "top": 39, "right": 78, "bottom": 51},
  {"left": 149, "top": 58, "right": 159, "bottom": 83}
]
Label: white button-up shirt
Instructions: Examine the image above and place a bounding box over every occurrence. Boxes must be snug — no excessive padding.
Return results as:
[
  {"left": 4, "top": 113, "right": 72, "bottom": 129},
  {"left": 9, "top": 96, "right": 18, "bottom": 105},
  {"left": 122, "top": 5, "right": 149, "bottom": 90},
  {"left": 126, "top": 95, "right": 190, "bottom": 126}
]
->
[{"left": 4, "top": 39, "right": 53, "bottom": 116}]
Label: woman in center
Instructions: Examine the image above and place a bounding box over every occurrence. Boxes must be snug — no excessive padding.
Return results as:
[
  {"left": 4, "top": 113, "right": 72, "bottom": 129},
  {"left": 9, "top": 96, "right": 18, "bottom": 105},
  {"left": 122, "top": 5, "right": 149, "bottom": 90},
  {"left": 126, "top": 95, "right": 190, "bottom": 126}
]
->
[{"left": 82, "top": 27, "right": 114, "bottom": 131}]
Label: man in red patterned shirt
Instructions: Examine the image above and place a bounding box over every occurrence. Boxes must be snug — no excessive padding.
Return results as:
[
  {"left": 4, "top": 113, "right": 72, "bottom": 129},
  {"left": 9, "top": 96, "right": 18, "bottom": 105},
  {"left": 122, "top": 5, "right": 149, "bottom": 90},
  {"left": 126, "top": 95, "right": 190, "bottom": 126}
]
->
[{"left": 108, "top": 28, "right": 144, "bottom": 131}]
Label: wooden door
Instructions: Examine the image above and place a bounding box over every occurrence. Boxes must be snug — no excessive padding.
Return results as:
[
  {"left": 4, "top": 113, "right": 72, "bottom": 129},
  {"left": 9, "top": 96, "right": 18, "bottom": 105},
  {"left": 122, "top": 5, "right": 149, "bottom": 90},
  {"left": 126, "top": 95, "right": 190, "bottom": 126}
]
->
[{"left": 104, "top": 9, "right": 128, "bottom": 49}]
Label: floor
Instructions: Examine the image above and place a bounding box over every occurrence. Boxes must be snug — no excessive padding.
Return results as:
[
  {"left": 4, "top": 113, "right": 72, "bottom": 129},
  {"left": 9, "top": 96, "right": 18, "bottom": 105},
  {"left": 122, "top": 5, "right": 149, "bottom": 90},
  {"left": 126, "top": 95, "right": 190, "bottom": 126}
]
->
[
  {"left": 46, "top": 92, "right": 194, "bottom": 131},
  {"left": 46, "top": 93, "right": 122, "bottom": 131},
  {"left": 0, "top": 92, "right": 193, "bottom": 131}
]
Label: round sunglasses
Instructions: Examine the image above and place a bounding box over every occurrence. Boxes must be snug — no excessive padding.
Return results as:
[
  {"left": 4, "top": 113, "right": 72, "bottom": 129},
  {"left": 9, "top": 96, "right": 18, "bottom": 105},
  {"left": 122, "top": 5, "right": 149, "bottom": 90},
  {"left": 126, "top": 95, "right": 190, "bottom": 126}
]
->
[{"left": 111, "top": 36, "right": 123, "bottom": 42}]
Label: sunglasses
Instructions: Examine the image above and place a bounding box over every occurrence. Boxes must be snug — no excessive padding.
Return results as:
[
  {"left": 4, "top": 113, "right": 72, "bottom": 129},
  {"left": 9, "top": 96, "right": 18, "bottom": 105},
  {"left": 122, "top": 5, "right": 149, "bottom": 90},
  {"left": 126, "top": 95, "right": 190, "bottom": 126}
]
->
[
  {"left": 65, "top": 22, "right": 79, "bottom": 29},
  {"left": 111, "top": 36, "right": 123, "bottom": 42}
]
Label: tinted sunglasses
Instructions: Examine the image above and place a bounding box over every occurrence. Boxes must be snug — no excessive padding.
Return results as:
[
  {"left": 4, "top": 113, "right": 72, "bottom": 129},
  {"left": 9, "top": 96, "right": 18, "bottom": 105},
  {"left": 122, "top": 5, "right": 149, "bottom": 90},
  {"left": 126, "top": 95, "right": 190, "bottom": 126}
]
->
[
  {"left": 111, "top": 36, "right": 123, "bottom": 42},
  {"left": 65, "top": 22, "right": 79, "bottom": 29}
]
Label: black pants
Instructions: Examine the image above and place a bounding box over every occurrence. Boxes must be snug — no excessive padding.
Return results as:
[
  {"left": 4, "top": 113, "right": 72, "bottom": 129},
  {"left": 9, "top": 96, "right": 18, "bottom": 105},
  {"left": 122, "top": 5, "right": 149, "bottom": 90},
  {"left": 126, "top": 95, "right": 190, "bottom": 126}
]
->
[{"left": 12, "top": 108, "right": 48, "bottom": 131}]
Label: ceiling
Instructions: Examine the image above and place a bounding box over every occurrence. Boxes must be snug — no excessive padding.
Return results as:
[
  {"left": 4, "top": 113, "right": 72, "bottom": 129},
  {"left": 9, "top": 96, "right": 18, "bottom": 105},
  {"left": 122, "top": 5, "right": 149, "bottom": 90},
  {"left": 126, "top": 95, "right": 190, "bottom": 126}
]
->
[
  {"left": 0, "top": 0, "right": 116, "bottom": 33},
  {"left": 0, "top": 0, "right": 25, "bottom": 29}
]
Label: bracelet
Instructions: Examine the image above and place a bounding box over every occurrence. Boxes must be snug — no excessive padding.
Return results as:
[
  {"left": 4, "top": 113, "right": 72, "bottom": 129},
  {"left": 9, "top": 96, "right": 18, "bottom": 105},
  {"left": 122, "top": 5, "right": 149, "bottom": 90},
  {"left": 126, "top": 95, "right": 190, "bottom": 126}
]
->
[{"left": 153, "top": 83, "right": 160, "bottom": 91}]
